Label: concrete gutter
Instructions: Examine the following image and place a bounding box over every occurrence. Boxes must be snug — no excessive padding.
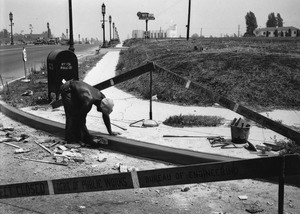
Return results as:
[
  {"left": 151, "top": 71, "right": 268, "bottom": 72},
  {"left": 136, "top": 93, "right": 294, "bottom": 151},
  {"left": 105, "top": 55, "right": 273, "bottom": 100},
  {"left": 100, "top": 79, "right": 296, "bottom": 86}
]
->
[
  {"left": 1, "top": 96, "right": 300, "bottom": 187},
  {"left": 0, "top": 100, "right": 239, "bottom": 165}
]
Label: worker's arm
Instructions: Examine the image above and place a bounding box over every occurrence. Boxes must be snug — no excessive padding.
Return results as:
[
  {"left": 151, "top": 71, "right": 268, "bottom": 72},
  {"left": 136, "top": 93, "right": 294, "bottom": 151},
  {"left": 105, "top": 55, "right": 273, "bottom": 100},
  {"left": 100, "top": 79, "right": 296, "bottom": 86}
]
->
[{"left": 102, "top": 113, "right": 121, "bottom": 136}]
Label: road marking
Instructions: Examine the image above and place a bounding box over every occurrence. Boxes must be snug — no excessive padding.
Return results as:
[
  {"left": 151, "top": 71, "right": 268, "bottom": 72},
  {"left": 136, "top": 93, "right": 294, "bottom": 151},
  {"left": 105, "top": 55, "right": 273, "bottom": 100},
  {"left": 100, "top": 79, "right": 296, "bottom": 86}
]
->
[
  {"left": 131, "top": 171, "right": 140, "bottom": 188},
  {"left": 47, "top": 180, "right": 55, "bottom": 195}
]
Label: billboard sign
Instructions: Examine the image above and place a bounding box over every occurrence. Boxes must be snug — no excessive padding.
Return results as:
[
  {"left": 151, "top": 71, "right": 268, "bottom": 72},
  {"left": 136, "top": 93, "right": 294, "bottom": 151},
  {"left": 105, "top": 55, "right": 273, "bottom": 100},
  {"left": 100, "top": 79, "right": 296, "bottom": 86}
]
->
[{"left": 137, "top": 12, "right": 155, "bottom": 20}]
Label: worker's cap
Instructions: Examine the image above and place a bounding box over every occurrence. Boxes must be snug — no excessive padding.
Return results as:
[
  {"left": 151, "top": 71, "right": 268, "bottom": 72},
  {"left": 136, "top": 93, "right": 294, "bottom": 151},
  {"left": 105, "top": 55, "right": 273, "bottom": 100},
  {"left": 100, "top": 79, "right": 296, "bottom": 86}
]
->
[{"left": 100, "top": 98, "right": 114, "bottom": 115}]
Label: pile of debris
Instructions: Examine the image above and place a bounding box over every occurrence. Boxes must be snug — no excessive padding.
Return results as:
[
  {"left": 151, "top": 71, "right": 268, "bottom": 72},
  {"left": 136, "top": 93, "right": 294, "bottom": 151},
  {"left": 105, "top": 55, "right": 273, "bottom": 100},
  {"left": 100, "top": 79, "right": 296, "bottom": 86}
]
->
[
  {"left": 0, "top": 126, "right": 84, "bottom": 166},
  {"left": 1, "top": 125, "right": 138, "bottom": 172}
]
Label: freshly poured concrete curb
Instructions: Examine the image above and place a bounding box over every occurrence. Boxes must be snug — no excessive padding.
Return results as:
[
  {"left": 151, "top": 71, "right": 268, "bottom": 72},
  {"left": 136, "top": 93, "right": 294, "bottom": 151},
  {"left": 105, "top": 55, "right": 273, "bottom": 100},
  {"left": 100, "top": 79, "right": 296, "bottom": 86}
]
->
[{"left": 0, "top": 100, "right": 239, "bottom": 165}]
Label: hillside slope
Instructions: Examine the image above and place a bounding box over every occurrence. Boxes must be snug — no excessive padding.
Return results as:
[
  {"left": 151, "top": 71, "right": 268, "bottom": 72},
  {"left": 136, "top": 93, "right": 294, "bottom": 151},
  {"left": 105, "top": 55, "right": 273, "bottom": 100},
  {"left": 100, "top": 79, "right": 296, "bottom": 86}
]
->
[{"left": 116, "top": 38, "right": 300, "bottom": 111}]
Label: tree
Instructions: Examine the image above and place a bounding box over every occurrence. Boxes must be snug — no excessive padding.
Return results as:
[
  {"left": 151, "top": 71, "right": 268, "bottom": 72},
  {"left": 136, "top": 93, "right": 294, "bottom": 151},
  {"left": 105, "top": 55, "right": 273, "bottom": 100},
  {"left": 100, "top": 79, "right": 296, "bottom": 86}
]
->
[
  {"left": 244, "top": 11, "right": 258, "bottom": 37},
  {"left": 191, "top": 33, "right": 199, "bottom": 38},
  {"left": 266, "top": 12, "right": 277, "bottom": 27},
  {"left": 0, "top": 29, "right": 9, "bottom": 38},
  {"left": 277, "top": 13, "right": 283, "bottom": 27}
]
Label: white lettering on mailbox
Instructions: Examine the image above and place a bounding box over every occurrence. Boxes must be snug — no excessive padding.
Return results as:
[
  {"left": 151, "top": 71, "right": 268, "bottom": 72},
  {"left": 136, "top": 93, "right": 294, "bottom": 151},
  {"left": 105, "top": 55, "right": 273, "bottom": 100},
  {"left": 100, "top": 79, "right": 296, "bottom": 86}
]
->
[{"left": 60, "top": 62, "right": 73, "bottom": 70}]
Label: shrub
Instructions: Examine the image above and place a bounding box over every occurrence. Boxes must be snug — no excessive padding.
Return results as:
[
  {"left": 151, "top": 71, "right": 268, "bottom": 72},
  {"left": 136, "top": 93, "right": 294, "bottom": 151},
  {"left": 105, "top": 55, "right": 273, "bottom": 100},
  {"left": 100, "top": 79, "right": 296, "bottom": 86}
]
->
[{"left": 163, "top": 114, "right": 224, "bottom": 127}]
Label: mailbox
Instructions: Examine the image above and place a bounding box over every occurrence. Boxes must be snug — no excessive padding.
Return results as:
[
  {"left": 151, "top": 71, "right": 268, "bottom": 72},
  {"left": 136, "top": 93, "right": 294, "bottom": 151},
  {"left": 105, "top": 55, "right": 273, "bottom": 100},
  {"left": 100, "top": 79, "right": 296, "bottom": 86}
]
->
[{"left": 47, "top": 50, "right": 78, "bottom": 101}]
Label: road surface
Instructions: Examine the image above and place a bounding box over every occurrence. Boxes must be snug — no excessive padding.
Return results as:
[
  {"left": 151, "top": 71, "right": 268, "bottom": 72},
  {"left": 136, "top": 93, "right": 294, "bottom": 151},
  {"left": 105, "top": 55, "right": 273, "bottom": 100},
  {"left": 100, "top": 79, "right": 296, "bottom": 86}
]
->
[{"left": 0, "top": 44, "right": 99, "bottom": 86}]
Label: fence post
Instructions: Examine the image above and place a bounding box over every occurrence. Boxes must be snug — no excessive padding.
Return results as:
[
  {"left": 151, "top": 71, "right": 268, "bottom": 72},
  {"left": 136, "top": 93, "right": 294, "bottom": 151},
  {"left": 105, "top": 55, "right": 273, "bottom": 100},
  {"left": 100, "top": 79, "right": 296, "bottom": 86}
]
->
[
  {"left": 278, "top": 155, "right": 285, "bottom": 214},
  {"left": 149, "top": 69, "right": 153, "bottom": 120}
]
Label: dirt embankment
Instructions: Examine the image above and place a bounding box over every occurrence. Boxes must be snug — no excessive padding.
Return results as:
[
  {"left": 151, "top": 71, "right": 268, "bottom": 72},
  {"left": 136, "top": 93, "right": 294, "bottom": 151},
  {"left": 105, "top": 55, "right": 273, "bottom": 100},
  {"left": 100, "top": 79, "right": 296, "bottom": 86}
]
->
[{"left": 117, "top": 38, "right": 300, "bottom": 111}]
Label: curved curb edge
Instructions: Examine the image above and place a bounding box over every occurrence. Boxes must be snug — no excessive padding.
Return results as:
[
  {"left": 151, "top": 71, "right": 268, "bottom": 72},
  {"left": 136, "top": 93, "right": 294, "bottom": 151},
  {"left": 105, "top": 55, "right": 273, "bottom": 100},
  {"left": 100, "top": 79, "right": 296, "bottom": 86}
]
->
[{"left": 1, "top": 100, "right": 300, "bottom": 187}]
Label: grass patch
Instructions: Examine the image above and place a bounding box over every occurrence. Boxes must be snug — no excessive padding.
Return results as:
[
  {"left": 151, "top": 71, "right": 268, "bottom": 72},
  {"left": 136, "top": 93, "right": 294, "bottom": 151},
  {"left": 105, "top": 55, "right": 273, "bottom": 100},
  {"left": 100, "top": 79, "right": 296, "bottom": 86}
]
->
[
  {"left": 163, "top": 114, "right": 224, "bottom": 127},
  {"left": 274, "top": 138, "right": 300, "bottom": 156},
  {"left": 1, "top": 64, "right": 49, "bottom": 108}
]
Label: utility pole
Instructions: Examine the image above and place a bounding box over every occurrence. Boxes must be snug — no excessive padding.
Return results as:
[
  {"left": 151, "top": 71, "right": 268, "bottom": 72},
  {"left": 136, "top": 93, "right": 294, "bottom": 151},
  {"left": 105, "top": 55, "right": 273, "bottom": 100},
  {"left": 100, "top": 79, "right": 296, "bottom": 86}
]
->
[
  {"left": 186, "top": 0, "right": 191, "bottom": 40},
  {"left": 145, "top": 19, "right": 149, "bottom": 38},
  {"left": 238, "top": 25, "right": 240, "bottom": 37},
  {"left": 68, "top": 0, "right": 75, "bottom": 52}
]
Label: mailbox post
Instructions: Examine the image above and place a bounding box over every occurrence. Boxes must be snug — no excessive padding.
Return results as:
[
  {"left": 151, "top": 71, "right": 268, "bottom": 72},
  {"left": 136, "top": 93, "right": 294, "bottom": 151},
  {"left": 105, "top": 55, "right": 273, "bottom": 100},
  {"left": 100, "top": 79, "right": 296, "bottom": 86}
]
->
[
  {"left": 9, "top": 12, "right": 14, "bottom": 45},
  {"left": 22, "top": 47, "right": 29, "bottom": 81},
  {"left": 47, "top": 50, "right": 78, "bottom": 101}
]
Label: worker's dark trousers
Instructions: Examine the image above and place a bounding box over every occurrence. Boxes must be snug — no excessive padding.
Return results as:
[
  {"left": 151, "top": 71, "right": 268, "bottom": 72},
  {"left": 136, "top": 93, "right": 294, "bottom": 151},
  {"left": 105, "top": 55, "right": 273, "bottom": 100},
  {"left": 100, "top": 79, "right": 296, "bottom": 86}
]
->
[
  {"left": 60, "top": 82, "right": 93, "bottom": 144},
  {"left": 60, "top": 82, "right": 78, "bottom": 143}
]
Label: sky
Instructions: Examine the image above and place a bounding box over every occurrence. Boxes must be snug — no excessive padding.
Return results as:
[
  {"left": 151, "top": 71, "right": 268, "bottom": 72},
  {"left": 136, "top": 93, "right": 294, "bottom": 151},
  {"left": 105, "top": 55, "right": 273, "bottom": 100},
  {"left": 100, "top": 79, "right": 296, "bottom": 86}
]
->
[{"left": 1, "top": 0, "right": 300, "bottom": 41}]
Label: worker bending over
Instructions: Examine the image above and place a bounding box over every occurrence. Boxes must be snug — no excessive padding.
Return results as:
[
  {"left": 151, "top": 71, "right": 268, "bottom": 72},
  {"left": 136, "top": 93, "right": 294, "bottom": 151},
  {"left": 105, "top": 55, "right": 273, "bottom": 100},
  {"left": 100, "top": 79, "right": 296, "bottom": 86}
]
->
[{"left": 60, "top": 80, "right": 120, "bottom": 147}]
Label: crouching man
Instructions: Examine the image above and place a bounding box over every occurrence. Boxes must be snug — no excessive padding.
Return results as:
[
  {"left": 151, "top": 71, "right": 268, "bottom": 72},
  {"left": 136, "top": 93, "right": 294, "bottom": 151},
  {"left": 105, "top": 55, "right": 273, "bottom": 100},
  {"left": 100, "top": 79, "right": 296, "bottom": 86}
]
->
[{"left": 60, "top": 80, "right": 120, "bottom": 147}]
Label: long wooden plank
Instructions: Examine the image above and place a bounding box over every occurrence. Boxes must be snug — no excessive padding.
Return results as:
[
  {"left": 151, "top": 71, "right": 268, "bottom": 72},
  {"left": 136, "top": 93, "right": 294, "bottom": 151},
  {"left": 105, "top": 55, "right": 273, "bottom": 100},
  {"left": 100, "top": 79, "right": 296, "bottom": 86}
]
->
[
  {"left": 154, "top": 63, "right": 300, "bottom": 144},
  {"left": 51, "top": 62, "right": 155, "bottom": 108},
  {"left": 0, "top": 155, "right": 298, "bottom": 199},
  {"left": 137, "top": 155, "right": 299, "bottom": 188},
  {"left": 93, "top": 62, "right": 155, "bottom": 91}
]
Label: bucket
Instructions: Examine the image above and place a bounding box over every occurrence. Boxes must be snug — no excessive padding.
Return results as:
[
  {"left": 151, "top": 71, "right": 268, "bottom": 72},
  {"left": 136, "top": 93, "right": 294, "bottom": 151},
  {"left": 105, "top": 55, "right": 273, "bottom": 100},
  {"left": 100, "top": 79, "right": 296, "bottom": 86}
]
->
[{"left": 231, "top": 125, "right": 250, "bottom": 144}]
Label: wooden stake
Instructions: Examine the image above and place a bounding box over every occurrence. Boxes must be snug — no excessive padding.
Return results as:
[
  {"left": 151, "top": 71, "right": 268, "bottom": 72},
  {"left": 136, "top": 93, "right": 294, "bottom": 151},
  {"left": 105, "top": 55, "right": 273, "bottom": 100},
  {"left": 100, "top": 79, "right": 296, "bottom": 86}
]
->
[
  {"left": 163, "top": 135, "right": 222, "bottom": 138},
  {"left": 278, "top": 156, "right": 285, "bottom": 214},
  {"left": 17, "top": 157, "right": 68, "bottom": 166},
  {"left": 111, "top": 122, "right": 127, "bottom": 131},
  {"left": 3, "top": 142, "right": 20, "bottom": 148},
  {"left": 34, "top": 140, "right": 53, "bottom": 154}
]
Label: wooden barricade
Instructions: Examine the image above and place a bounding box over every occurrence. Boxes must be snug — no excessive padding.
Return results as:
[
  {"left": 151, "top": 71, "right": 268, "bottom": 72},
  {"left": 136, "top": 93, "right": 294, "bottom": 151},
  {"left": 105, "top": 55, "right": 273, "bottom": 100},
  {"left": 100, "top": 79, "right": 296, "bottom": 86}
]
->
[{"left": 1, "top": 155, "right": 299, "bottom": 214}]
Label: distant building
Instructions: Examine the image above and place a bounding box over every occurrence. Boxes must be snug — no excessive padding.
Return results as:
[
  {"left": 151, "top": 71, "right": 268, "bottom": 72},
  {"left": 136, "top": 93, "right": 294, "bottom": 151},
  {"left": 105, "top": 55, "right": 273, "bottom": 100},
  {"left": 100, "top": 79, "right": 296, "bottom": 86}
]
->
[
  {"left": 23, "top": 34, "right": 47, "bottom": 42},
  {"left": 254, "top": 26, "right": 300, "bottom": 37},
  {"left": 132, "top": 24, "right": 178, "bottom": 39}
]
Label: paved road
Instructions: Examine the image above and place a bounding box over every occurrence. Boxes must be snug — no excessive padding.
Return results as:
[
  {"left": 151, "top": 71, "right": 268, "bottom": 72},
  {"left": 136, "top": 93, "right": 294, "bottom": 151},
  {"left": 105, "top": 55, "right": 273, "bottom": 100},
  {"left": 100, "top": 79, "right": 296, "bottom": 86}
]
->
[{"left": 0, "top": 44, "right": 99, "bottom": 86}]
